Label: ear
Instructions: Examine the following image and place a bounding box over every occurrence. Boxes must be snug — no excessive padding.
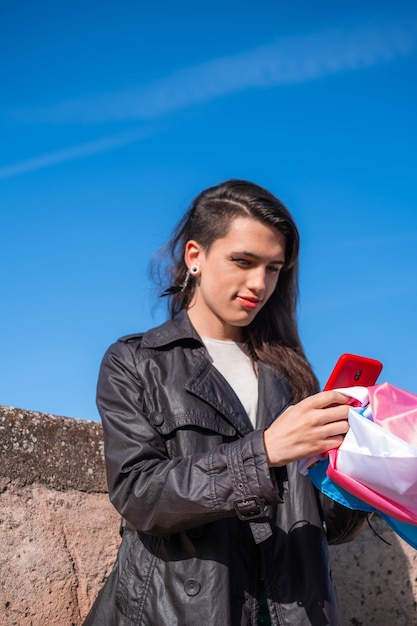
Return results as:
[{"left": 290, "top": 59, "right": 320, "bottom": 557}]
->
[{"left": 184, "top": 240, "right": 204, "bottom": 269}]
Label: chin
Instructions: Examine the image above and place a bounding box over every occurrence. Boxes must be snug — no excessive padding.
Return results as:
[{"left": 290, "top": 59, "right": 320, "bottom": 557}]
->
[{"left": 230, "top": 315, "right": 255, "bottom": 328}]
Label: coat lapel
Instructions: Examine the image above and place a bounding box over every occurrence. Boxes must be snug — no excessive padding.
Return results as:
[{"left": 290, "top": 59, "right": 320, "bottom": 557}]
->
[
  {"left": 143, "top": 310, "right": 293, "bottom": 436},
  {"left": 256, "top": 362, "right": 294, "bottom": 429},
  {"left": 184, "top": 354, "right": 254, "bottom": 436},
  {"left": 185, "top": 354, "right": 294, "bottom": 437}
]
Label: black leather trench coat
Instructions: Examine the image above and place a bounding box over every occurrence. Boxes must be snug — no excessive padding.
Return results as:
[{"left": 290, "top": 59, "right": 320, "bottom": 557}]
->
[{"left": 84, "top": 311, "right": 366, "bottom": 626}]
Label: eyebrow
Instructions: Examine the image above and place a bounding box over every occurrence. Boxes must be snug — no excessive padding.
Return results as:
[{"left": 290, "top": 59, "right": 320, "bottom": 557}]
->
[{"left": 231, "top": 251, "right": 285, "bottom": 265}]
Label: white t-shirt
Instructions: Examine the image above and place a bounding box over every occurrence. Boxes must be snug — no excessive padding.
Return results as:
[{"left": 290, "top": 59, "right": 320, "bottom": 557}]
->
[{"left": 202, "top": 337, "right": 259, "bottom": 427}]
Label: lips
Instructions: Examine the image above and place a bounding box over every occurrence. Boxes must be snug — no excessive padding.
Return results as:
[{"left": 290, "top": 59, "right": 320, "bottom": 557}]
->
[{"left": 236, "top": 295, "right": 262, "bottom": 310}]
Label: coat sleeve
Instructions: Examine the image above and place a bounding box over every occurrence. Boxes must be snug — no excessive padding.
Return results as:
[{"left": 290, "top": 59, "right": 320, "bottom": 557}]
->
[{"left": 96, "top": 340, "right": 284, "bottom": 535}]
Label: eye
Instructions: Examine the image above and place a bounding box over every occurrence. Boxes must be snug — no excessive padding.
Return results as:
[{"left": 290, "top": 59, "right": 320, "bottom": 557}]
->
[
  {"left": 267, "top": 265, "right": 281, "bottom": 274},
  {"left": 230, "top": 257, "right": 251, "bottom": 267}
]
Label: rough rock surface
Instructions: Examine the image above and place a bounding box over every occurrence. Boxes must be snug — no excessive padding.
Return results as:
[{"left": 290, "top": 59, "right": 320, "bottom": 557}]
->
[
  {"left": 0, "top": 406, "right": 120, "bottom": 626},
  {"left": 0, "top": 404, "right": 416, "bottom": 626},
  {"left": 1, "top": 484, "right": 120, "bottom": 626},
  {"left": 330, "top": 518, "right": 417, "bottom": 625}
]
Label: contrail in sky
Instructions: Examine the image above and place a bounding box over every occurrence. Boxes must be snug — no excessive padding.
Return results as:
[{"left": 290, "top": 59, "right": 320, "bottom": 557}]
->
[
  {"left": 0, "top": 126, "right": 159, "bottom": 180},
  {"left": 2, "top": 17, "right": 416, "bottom": 178},
  {"left": 12, "top": 18, "right": 417, "bottom": 125}
]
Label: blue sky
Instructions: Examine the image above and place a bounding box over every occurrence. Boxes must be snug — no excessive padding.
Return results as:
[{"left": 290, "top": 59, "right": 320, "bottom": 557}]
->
[{"left": 1, "top": 1, "right": 417, "bottom": 421}]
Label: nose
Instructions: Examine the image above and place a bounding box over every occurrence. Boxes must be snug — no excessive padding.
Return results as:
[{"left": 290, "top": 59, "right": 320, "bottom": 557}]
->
[{"left": 247, "top": 267, "right": 267, "bottom": 293}]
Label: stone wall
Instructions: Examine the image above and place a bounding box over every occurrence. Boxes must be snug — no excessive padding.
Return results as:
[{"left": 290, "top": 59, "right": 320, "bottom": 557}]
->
[
  {"left": 0, "top": 405, "right": 416, "bottom": 625},
  {"left": 0, "top": 406, "right": 120, "bottom": 626}
]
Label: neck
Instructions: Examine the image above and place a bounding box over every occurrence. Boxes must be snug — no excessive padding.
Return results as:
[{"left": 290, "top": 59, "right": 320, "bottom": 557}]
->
[{"left": 186, "top": 307, "right": 244, "bottom": 342}]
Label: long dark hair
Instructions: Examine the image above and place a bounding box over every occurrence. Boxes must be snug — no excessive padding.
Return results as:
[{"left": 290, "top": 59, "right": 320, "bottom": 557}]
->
[{"left": 157, "top": 179, "right": 318, "bottom": 400}]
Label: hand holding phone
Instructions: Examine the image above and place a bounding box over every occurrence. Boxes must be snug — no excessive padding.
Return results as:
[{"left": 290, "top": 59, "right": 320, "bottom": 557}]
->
[{"left": 297, "top": 353, "right": 383, "bottom": 474}]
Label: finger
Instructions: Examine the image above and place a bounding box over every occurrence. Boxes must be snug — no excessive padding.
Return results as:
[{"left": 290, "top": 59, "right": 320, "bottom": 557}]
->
[
  {"left": 318, "top": 403, "right": 350, "bottom": 423},
  {"left": 312, "top": 410, "right": 349, "bottom": 431},
  {"left": 308, "top": 390, "right": 352, "bottom": 408},
  {"left": 320, "top": 434, "right": 347, "bottom": 453},
  {"left": 321, "top": 418, "right": 350, "bottom": 437},
  {"left": 307, "top": 424, "right": 349, "bottom": 457}
]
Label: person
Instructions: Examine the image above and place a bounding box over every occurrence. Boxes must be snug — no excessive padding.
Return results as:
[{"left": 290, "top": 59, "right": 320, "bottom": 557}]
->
[{"left": 84, "top": 180, "right": 367, "bottom": 626}]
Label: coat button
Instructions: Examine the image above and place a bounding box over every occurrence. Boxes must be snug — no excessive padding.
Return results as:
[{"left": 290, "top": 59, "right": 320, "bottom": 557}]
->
[
  {"left": 149, "top": 411, "right": 164, "bottom": 426},
  {"left": 184, "top": 578, "right": 201, "bottom": 596}
]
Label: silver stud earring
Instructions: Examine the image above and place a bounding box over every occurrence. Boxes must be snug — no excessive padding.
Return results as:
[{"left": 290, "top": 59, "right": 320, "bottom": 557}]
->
[{"left": 190, "top": 266, "right": 200, "bottom": 275}]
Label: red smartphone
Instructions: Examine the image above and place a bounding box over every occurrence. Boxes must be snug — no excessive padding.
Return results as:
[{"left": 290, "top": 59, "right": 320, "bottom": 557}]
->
[{"left": 324, "top": 353, "right": 383, "bottom": 390}]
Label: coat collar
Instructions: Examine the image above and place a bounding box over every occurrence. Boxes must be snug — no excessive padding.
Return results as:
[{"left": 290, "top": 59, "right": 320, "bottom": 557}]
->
[
  {"left": 140, "top": 309, "right": 293, "bottom": 434},
  {"left": 140, "top": 309, "right": 203, "bottom": 349}
]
